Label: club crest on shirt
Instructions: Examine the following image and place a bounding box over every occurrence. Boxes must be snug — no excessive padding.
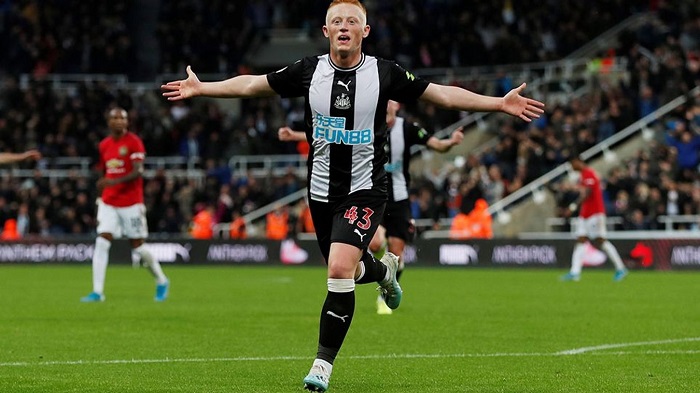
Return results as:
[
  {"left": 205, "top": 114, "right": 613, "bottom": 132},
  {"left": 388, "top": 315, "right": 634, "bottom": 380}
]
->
[
  {"left": 119, "top": 146, "right": 128, "bottom": 156},
  {"left": 334, "top": 93, "right": 351, "bottom": 110},
  {"left": 106, "top": 158, "right": 124, "bottom": 169}
]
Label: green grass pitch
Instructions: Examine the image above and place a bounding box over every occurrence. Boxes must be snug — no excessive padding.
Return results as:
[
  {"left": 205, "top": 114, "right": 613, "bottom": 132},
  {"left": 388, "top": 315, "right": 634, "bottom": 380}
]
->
[{"left": 0, "top": 265, "right": 698, "bottom": 392}]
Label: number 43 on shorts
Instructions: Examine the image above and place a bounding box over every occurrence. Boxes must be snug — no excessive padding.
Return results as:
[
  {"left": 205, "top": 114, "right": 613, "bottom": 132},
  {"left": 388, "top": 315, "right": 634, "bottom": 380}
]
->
[{"left": 343, "top": 206, "right": 374, "bottom": 230}]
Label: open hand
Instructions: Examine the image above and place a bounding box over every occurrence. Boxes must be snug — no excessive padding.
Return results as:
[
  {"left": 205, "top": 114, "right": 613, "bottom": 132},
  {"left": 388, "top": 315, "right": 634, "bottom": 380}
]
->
[
  {"left": 502, "top": 83, "right": 545, "bottom": 122},
  {"left": 161, "top": 65, "right": 201, "bottom": 101}
]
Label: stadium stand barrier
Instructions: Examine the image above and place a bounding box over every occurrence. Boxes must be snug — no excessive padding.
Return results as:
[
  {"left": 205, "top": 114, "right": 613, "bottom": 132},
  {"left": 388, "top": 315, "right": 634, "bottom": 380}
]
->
[{"left": 1, "top": 236, "right": 698, "bottom": 271}]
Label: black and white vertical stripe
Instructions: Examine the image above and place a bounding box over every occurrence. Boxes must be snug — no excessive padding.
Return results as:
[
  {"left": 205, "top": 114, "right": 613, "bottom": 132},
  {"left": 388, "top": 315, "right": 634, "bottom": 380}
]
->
[
  {"left": 387, "top": 117, "right": 409, "bottom": 201},
  {"left": 267, "top": 53, "right": 429, "bottom": 203},
  {"left": 308, "top": 54, "right": 382, "bottom": 202}
]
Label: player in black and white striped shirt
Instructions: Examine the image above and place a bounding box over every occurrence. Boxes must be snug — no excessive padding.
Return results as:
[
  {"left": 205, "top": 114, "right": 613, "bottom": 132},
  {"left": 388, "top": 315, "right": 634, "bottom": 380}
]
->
[
  {"left": 280, "top": 100, "right": 466, "bottom": 316},
  {"left": 370, "top": 100, "right": 465, "bottom": 314},
  {"left": 162, "top": 1, "right": 544, "bottom": 391}
]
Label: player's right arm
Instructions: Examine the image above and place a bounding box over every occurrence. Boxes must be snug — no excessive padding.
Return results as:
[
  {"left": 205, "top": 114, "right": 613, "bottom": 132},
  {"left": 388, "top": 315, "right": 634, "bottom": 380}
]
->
[
  {"left": 568, "top": 182, "right": 592, "bottom": 213},
  {"left": 278, "top": 127, "right": 307, "bottom": 142},
  {"left": 0, "top": 150, "right": 41, "bottom": 164},
  {"left": 161, "top": 66, "right": 276, "bottom": 100}
]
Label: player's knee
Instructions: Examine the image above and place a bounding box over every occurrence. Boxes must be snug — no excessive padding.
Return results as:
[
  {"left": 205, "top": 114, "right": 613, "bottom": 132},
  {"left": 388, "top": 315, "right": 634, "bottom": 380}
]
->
[
  {"left": 368, "top": 238, "right": 382, "bottom": 253},
  {"left": 130, "top": 239, "right": 145, "bottom": 248}
]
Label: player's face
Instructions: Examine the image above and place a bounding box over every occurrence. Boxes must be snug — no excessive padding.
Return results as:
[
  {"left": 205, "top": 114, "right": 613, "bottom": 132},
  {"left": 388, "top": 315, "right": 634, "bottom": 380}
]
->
[
  {"left": 108, "top": 110, "right": 128, "bottom": 134},
  {"left": 570, "top": 159, "right": 583, "bottom": 171},
  {"left": 323, "top": 4, "right": 369, "bottom": 60}
]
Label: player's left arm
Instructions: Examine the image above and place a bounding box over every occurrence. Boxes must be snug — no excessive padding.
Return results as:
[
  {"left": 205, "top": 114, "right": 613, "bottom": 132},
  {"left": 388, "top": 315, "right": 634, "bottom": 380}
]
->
[
  {"left": 420, "top": 83, "right": 544, "bottom": 122},
  {"left": 426, "top": 126, "right": 464, "bottom": 153},
  {"left": 106, "top": 161, "right": 144, "bottom": 186},
  {"left": 97, "top": 161, "right": 144, "bottom": 190}
]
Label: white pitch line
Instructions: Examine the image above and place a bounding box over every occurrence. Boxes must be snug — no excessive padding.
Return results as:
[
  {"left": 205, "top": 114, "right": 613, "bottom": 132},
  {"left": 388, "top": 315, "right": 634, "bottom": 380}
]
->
[
  {"left": 1, "top": 338, "right": 698, "bottom": 368},
  {"left": 555, "top": 337, "right": 700, "bottom": 355}
]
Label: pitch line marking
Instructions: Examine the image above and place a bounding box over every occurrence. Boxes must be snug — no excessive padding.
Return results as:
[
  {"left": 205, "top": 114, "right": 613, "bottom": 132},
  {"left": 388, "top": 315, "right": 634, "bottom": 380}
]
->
[
  {"left": 555, "top": 337, "right": 700, "bottom": 355},
  {"left": 1, "top": 338, "right": 698, "bottom": 368}
]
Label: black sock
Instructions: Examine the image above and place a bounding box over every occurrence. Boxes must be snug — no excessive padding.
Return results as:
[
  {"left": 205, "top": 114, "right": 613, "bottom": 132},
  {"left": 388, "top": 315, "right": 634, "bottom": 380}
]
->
[
  {"left": 355, "top": 251, "right": 388, "bottom": 284},
  {"left": 316, "top": 289, "right": 355, "bottom": 364},
  {"left": 396, "top": 268, "right": 403, "bottom": 282}
]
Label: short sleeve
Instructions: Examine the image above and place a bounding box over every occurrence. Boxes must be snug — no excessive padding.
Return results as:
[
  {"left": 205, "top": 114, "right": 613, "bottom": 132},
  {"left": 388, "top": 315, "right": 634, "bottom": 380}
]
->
[
  {"left": 267, "top": 59, "right": 306, "bottom": 98},
  {"left": 386, "top": 61, "right": 429, "bottom": 102},
  {"left": 130, "top": 135, "right": 146, "bottom": 162}
]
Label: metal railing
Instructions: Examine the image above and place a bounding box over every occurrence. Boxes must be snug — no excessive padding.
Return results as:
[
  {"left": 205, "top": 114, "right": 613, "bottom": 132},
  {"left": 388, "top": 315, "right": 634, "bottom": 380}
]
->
[
  {"left": 213, "top": 188, "right": 308, "bottom": 239},
  {"left": 487, "top": 86, "right": 700, "bottom": 218},
  {"left": 657, "top": 215, "right": 700, "bottom": 231},
  {"left": 1, "top": 156, "right": 205, "bottom": 184},
  {"left": 545, "top": 217, "right": 624, "bottom": 232},
  {"left": 228, "top": 154, "right": 307, "bottom": 178}
]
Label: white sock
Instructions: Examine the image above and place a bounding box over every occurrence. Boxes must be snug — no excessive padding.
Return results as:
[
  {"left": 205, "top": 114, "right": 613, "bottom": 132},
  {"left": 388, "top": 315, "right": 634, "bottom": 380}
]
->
[
  {"left": 92, "top": 237, "right": 111, "bottom": 294},
  {"left": 133, "top": 244, "right": 168, "bottom": 284},
  {"left": 312, "top": 358, "right": 333, "bottom": 376},
  {"left": 601, "top": 240, "right": 626, "bottom": 271},
  {"left": 570, "top": 243, "right": 585, "bottom": 275}
]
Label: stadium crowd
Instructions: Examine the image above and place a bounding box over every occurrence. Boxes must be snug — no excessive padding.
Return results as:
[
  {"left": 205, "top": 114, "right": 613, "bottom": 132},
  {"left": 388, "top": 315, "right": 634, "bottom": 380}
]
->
[
  {"left": 0, "top": 1, "right": 699, "bottom": 237},
  {"left": 1, "top": 0, "right": 649, "bottom": 77}
]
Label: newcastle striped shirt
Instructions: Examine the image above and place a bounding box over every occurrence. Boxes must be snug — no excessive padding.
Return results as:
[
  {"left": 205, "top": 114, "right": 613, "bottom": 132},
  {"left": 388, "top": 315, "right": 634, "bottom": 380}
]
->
[{"left": 267, "top": 53, "right": 429, "bottom": 202}]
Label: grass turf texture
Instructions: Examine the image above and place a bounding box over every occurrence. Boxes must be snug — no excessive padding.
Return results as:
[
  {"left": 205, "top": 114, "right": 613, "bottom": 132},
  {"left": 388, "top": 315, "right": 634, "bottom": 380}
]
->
[{"left": 0, "top": 265, "right": 697, "bottom": 392}]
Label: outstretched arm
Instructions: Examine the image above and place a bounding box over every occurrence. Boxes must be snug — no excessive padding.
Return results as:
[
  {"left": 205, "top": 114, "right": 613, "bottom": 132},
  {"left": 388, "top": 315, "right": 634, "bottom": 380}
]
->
[
  {"left": 426, "top": 127, "right": 464, "bottom": 153},
  {"left": 278, "top": 127, "right": 307, "bottom": 142},
  {"left": 420, "top": 82, "right": 544, "bottom": 122},
  {"left": 0, "top": 150, "right": 41, "bottom": 165},
  {"left": 161, "top": 66, "right": 277, "bottom": 100}
]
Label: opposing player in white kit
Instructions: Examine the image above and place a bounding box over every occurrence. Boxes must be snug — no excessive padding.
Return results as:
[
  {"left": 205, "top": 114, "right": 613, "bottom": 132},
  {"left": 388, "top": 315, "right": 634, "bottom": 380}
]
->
[
  {"left": 80, "top": 108, "right": 169, "bottom": 302},
  {"left": 561, "top": 156, "right": 628, "bottom": 282}
]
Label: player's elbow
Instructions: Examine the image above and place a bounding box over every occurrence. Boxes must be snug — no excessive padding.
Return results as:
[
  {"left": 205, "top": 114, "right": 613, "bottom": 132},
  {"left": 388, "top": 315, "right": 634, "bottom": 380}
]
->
[
  {"left": 435, "top": 92, "right": 458, "bottom": 110},
  {"left": 422, "top": 84, "right": 456, "bottom": 110}
]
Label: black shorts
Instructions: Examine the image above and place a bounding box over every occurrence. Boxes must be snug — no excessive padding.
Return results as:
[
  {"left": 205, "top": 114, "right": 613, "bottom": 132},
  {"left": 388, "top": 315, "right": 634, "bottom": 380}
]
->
[
  {"left": 381, "top": 199, "right": 415, "bottom": 242},
  {"left": 309, "top": 189, "right": 387, "bottom": 262}
]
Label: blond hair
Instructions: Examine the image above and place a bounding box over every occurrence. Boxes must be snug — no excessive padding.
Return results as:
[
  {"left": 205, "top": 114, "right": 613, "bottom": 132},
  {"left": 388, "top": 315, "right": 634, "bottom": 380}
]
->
[{"left": 326, "top": 0, "right": 367, "bottom": 25}]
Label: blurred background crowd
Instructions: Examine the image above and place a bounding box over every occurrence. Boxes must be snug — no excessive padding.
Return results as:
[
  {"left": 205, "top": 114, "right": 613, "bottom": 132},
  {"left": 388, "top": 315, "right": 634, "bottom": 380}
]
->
[{"left": 0, "top": 0, "right": 699, "bottom": 238}]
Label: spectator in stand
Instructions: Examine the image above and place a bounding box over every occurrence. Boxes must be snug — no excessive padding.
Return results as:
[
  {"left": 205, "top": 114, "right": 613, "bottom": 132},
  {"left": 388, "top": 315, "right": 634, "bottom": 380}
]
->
[
  {"left": 1, "top": 219, "right": 20, "bottom": 240},
  {"left": 665, "top": 120, "right": 700, "bottom": 173},
  {"left": 296, "top": 198, "right": 315, "bottom": 234},
  {"left": 481, "top": 164, "right": 505, "bottom": 206},
  {"left": 623, "top": 208, "right": 651, "bottom": 230},
  {"left": 229, "top": 210, "right": 247, "bottom": 239},
  {"left": 449, "top": 198, "right": 493, "bottom": 239},
  {"left": 266, "top": 205, "right": 289, "bottom": 241},
  {"left": 158, "top": 206, "right": 185, "bottom": 234},
  {"left": 190, "top": 203, "right": 215, "bottom": 239}
]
